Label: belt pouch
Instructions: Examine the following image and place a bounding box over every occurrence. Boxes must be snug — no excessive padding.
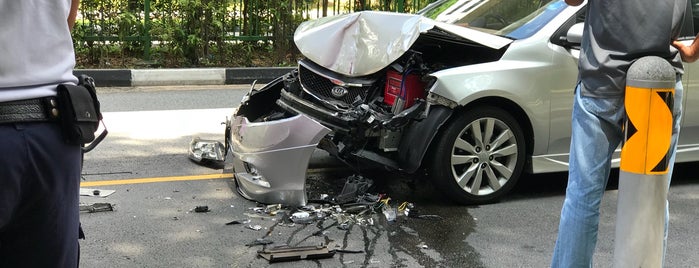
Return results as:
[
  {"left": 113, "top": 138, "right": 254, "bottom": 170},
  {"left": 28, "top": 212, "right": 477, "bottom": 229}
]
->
[{"left": 56, "top": 84, "right": 100, "bottom": 144}]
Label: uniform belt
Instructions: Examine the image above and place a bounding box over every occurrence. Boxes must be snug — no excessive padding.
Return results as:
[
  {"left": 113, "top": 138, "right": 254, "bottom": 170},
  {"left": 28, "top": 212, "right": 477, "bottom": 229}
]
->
[{"left": 0, "top": 97, "right": 59, "bottom": 124}]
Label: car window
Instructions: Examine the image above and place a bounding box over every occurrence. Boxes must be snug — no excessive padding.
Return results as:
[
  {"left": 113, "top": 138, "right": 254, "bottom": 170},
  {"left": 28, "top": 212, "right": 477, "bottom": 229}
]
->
[
  {"left": 497, "top": 1, "right": 568, "bottom": 39},
  {"left": 691, "top": 0, "right": 699, "bottom": 36},
  {"left": 551, "top": 0, "right": 694, "bottom": 47},
  {"left": 419, "top": 0, "right": 566, "bottom": 39}
]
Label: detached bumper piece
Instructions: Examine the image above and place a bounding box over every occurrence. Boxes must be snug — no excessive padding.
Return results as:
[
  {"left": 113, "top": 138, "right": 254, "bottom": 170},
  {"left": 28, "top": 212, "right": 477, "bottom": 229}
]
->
[
  {"left": 258, "top": 244, "right": 335, "bottom": 263},
  {"left": 229, "top": 114, "right": 331, "bottom": 207}
]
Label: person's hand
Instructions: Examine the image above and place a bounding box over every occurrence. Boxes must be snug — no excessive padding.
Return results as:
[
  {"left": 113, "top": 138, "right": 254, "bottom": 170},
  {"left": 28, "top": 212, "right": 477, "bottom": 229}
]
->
[
  {"left": 673, "top": 36, "right": 699, "bottom": 63},
  {"left": 565, "top": 0, "right": 584, "bottom": 6}
]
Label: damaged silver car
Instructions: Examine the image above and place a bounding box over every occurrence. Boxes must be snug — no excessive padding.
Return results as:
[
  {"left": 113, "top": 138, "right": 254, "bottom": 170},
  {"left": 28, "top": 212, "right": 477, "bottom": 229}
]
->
[{"left": 223, "top": 0, "right": 699, "bottom": 205}]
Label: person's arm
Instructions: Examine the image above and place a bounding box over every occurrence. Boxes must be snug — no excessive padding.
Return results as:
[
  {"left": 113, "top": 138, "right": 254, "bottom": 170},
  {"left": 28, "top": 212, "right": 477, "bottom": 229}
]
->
[
  {"left": 673, "top": 34, "right": 699, "bottom": 63},
  {"left": 565, "top": 0, "right": 584, "bottom": 6},
  {"left": 68, "top": 0, "right": 79, "bottom": 30}
]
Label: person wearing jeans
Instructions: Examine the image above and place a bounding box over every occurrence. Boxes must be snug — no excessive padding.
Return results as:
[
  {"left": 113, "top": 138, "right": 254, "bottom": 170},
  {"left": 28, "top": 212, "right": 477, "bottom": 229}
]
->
[
  {"left": 551, "top": 0, "right": 688, "bottom": 266},
  {"left": 552, "top": 78, "right": 683, "bottom": 266}
]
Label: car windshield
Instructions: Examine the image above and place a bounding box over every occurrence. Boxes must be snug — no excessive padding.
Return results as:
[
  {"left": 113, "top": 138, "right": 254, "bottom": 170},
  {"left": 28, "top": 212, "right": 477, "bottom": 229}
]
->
[{"left": 419, "top": 0, "right": 568, "bottom": 39}]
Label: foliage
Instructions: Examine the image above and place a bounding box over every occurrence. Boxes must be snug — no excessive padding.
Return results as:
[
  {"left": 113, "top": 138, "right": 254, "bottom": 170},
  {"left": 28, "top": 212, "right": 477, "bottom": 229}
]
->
[{"left": 72, "top": 0, "right": 433, "bottom": 69}]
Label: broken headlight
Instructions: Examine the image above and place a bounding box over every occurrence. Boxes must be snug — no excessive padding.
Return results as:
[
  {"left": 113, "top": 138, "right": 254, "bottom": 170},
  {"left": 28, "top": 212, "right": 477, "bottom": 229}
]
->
[{"left": 188, "top": 137, "right": 225, "bottom": 163}]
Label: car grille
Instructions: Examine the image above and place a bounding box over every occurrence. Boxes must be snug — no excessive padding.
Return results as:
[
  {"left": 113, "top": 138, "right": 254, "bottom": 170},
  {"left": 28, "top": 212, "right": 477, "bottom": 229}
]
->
[{"left": 298, "top": 63, "right": 368, "bottom": 106}]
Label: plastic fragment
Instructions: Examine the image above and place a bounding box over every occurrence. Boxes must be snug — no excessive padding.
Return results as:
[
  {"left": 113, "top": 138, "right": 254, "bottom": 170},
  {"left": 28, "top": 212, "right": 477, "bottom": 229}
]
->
[
  {"left": 290, "top": 211, "right": 315, "bottom": 224},
  {"left": 334, "top": 175, "right": 373, "bottom": 204},
  {"left": 246, "top": 238, "right": 274, "bottom": 246},
  {"left": 194, "top": 206, "right": 210, "bottom": 212},
  {"left": 79, "top": 203, "right": 114, "bottom": 213},
  {"left": 382, "top": 206, "right": 396, "bottom": 222},
  {"left": 247, "top": 224, "right": 263, "bottom": 231}
]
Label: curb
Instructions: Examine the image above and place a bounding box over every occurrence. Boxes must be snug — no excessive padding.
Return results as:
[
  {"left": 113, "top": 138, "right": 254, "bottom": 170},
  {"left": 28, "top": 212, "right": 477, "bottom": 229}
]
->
[{"left": 74, "top": 67, "right": 295, "bottom": 87}]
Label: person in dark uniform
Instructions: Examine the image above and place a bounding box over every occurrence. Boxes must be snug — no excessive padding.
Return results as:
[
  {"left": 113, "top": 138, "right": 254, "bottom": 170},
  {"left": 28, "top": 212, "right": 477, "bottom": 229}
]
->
[{"left": 0, "top": 0, "right": 83, "bottom": 267}]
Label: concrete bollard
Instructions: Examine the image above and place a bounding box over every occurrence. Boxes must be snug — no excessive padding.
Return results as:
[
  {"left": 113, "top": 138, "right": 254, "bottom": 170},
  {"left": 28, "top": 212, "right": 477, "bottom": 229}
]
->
[{"left": 612, "top": 56, "right": 676, "bottom": 267}]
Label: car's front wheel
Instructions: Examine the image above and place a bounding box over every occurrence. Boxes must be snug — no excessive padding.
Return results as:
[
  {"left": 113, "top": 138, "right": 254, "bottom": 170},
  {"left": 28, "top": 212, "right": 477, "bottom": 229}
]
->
[{"left": 428, "top": 106, "right": 526, "bottom": 205}]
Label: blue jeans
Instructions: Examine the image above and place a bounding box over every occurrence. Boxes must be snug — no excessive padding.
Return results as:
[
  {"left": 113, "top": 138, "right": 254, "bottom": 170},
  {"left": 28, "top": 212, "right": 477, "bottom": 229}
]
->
[{"left": 551, "top": 78, "right": 683, "bottom": 267}]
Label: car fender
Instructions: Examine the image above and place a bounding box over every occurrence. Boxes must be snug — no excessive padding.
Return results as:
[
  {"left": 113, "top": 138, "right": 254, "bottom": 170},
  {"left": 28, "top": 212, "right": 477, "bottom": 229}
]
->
[{"left": 397, "top": 105, "right": 453, "bottom": 173}]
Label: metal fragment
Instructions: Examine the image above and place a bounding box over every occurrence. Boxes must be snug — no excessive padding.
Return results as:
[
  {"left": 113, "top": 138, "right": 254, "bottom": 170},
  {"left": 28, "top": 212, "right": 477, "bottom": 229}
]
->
[
  {"left": 258, "top": 244, "right": 335, "bottom": 263},
  {"left": 79, "top": 203, "right": 114, "bottom": 213}
]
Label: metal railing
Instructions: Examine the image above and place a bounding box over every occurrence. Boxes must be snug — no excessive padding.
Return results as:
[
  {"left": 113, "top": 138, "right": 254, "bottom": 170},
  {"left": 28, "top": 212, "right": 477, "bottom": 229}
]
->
[{"left": 73, "top": 0, "right": 432, "bottom": 67}]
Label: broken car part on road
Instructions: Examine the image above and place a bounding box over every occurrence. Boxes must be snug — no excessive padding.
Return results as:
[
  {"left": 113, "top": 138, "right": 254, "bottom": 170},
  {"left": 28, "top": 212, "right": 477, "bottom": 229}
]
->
[
  {"left": 258, "top": 244, "right": 336, "bottom": 263},
  {"left": 80, "top": 203, "right": 115, "bottom": 213},
  {"left": 239, "top": 189, "right": 439, "bottom": 263},
  {"left": 188, "top": 137, "right": 225, "bottom": 165}
]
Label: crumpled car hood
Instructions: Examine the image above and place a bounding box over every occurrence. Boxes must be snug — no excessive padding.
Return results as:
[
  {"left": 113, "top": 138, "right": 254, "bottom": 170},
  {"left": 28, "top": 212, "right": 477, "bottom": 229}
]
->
[{"left": 294, "top": 10, "right": 513, "bottom": 77}]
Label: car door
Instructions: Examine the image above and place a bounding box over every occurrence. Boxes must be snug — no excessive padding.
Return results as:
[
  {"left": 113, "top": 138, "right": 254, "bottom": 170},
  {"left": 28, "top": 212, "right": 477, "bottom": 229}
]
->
[{"left": 676, "top": 0, "right": 699, "bottom": 163}]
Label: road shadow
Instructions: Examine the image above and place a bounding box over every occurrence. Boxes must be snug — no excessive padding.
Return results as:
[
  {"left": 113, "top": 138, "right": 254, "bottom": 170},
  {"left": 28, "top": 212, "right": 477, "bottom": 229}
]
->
[{"left": 669, "top": 162, "right": 698, "bottom": 186}]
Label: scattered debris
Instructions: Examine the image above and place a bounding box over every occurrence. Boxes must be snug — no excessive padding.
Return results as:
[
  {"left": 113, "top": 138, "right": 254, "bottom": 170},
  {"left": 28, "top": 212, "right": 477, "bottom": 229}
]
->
[
  {"left": 245, "top": 238, "right": 274, "bottom": 247},
  {"left": 80, "top": 203, "right": 114, "bottom": 213},
  {"left": 229, "top": 172, "right": 446, "bottom": 265},
  {"left": 194, "top": 206, "right": 210, "bottom": 213},
  {"left": 379, "top": 197, "right": 397, "bottom": 222},
  {"left": 334, "top": 248, "right": 364, "bottom": 254},
  {"left": 258, "top": 244, "right": 335, "bottom": 263},
  {"left": 263, "top": 204, "right": 283, "bottom": 216},
  {"left": 237, "top": 192, "right": 440, "bottom": 235},
  {"left": 334, "top": 175, "right": 373, "bottom": 204},
  {"left": 290, "top": 211, "right": 314, "bottom": 224},
  {"left": 225, "top": 219, "right": 249, "bottom": 225},
  {"left": 247, "top": 224, "right": 263, "bottom": 231},
  {"left": 417, "top": 242, "right": 429, "bottom": 249},
  {"left": 79, "top": 188, "right": 116, "bottom": 197},
  {"left": 382, "top": 206, "right": 397, "bottom": 222}
]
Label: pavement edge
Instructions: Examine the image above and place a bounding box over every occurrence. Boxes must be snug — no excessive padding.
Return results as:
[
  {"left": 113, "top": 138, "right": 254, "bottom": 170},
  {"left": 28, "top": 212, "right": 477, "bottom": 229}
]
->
[{"left": 75, "top": 67, "right": 294, "bottom": 87}]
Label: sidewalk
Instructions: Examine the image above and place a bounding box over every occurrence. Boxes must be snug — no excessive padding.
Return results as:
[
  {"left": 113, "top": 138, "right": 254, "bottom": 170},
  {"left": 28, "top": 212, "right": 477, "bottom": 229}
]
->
[{"left": 74, "top": 67, "right": 295, "bottom": 87}]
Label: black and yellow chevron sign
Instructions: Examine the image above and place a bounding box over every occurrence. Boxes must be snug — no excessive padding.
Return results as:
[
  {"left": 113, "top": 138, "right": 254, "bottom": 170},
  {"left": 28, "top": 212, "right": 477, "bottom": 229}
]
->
[{"left": 620, "top": 86, "right": 675, "bottom": 175}]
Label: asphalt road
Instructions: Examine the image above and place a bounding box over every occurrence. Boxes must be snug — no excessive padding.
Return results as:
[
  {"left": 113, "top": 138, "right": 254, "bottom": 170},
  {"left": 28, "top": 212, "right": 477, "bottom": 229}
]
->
[{"left": 78, "top": 85, "right": 699, "bottom": 267}]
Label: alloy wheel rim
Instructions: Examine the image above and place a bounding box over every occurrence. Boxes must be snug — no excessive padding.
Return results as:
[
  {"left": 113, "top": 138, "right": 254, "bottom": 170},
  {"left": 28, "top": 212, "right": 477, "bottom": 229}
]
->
[{"left": 450, "top": 117, "right": 519, "bottom": 196}]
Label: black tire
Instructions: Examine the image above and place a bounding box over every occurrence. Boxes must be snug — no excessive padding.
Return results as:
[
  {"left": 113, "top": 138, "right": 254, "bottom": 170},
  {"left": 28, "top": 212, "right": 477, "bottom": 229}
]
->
[{"left": 428, "top": 106, "right": 526, "bottom": 205}]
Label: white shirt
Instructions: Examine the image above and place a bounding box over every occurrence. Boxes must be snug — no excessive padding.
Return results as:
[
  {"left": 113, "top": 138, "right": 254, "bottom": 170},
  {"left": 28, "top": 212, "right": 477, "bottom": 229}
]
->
[{"left": 0, "top": 0, "right": 78, "bottom": 102}]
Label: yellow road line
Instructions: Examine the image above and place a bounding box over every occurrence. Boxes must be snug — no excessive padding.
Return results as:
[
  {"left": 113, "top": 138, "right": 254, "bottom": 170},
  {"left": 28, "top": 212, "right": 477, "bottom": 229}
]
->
[
  {"left": 79, "top": 166, "right": 349, "bottom": 187},
  {"left": 80, "top": 173, "right": 234, "bottom": 187}
]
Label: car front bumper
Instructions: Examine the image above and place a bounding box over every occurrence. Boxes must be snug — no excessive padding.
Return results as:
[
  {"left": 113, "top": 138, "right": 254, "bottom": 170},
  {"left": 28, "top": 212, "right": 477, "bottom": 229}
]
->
[{"left": 227, "top": 113, "right": 331, "bottom": 206}]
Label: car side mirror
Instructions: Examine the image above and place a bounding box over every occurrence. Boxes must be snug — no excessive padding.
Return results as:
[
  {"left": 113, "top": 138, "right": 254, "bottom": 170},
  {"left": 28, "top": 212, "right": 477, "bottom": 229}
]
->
[{"left": 565, "top": 22, "right": 584, "bottom": 44}]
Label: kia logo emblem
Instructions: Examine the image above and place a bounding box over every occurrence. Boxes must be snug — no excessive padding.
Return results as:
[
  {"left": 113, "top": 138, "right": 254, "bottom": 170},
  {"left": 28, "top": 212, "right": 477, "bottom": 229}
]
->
[{"left": 331, "top": 86, "right": 348, "bottom": 98}]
